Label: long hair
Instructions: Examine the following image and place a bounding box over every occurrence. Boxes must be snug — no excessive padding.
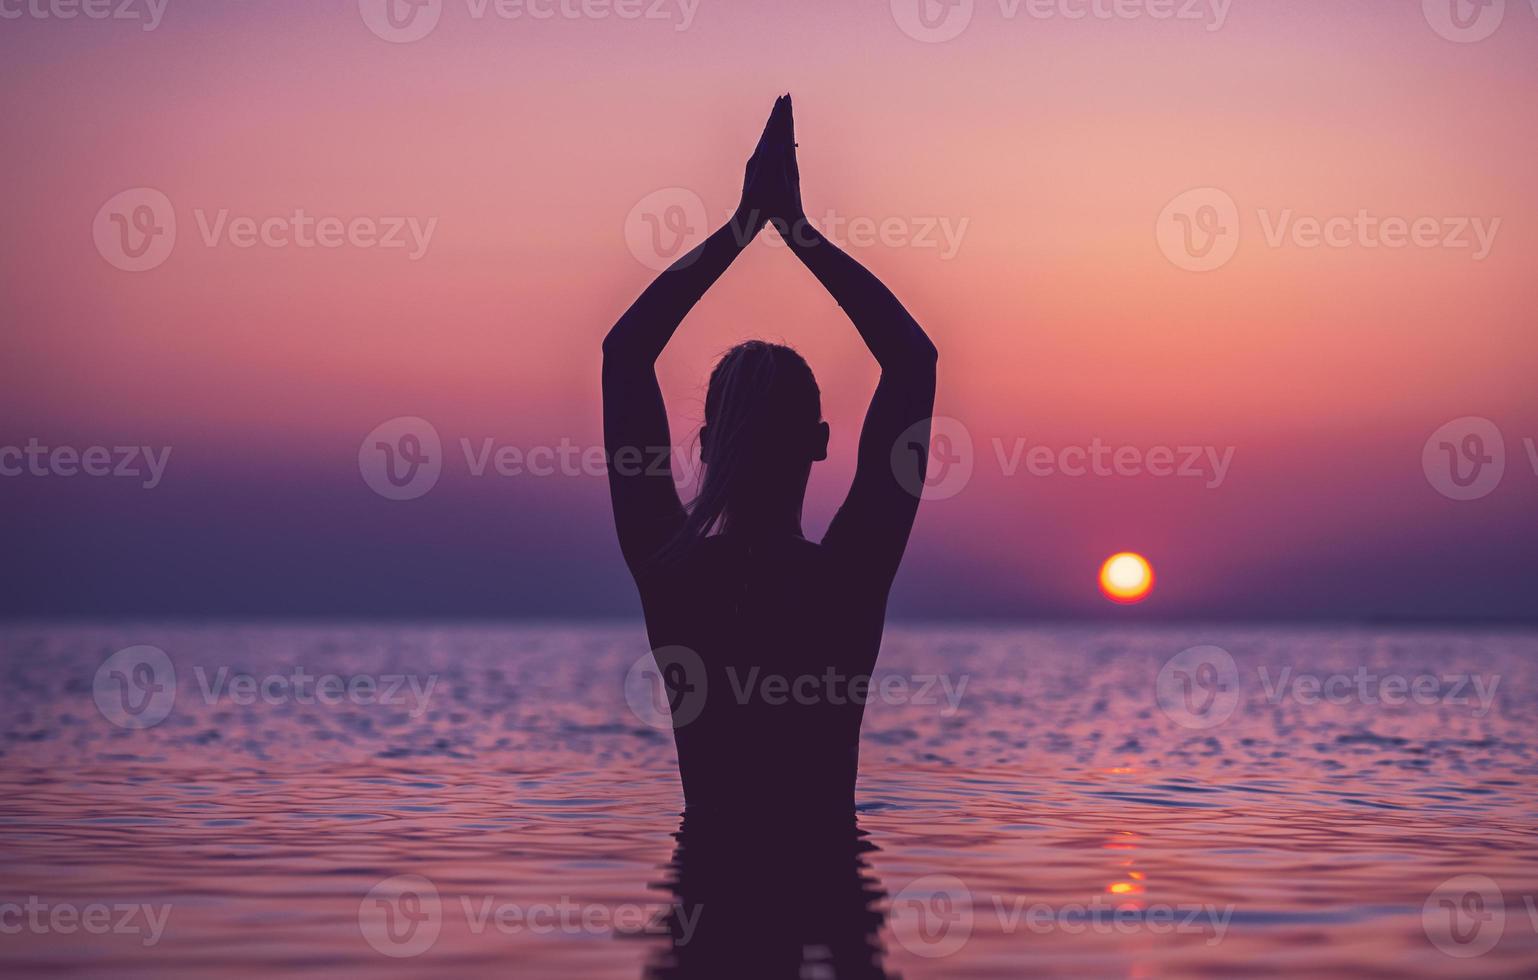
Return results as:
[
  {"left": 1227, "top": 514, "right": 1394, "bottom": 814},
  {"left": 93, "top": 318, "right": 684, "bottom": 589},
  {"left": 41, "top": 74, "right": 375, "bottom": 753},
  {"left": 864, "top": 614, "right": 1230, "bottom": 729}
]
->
[{"left": 671, "top": 341, "right": 822, "bottom": 554}]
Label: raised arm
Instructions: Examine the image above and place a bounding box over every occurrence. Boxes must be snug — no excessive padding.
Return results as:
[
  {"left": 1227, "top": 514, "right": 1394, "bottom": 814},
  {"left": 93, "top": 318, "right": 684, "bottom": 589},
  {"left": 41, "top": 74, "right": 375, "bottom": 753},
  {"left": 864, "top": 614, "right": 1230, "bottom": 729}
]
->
[
  {"left": 602, "top": 98, "right": 791, "bottom": 572},
  {"left": 768, "top": 98, "right": 939, "bottom": 583}
]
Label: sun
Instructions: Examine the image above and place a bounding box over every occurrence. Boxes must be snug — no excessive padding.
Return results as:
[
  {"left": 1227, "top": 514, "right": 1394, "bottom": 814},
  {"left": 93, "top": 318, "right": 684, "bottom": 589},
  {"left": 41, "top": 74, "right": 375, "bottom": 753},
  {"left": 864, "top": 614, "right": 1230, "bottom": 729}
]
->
[{"left": 1099, "top": 552, "right": 1154, "bottom": 604}]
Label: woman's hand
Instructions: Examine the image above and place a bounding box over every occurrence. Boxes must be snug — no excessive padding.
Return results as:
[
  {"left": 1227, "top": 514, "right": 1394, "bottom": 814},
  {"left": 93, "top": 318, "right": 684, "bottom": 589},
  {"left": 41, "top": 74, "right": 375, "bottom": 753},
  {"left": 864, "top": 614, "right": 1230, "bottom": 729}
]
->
[
  {"left": 736, "top": 97, "right": 783, "bottom": 229},
  {"left": 738, "top": 95, "right": 803, "bottom": 231},
  {"left": 769, "top": 96, "right": 804, "bottom": 230}
]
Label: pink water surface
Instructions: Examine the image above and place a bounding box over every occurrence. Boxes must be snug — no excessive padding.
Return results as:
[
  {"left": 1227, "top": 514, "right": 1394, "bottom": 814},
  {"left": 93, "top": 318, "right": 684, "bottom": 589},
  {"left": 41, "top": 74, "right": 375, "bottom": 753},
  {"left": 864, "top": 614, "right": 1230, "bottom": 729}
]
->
[{"left": 1, "top": 623, "right": 1535, "bottom": 977}]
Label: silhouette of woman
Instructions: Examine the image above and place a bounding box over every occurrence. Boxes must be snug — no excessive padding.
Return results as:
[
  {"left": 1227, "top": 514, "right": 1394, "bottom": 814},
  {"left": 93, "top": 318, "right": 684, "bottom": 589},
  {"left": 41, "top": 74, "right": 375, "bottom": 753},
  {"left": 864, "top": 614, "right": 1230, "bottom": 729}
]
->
[
  {"left": 603, "top": 95, "right": 937, "bottom": 820},
  {"left": 606, "top": 95, "right": 932, "bottom": 978}
]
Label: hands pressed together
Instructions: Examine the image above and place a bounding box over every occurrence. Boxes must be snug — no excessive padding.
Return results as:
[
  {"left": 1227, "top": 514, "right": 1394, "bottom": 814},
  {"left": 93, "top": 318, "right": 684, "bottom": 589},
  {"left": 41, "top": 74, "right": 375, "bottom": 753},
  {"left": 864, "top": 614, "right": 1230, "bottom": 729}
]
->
[
  {"left": 737, "top": 94, "right": 807, "bottom": 237},
  {"left": 603, "top": 92, "right": 933, "bottom": 376}
]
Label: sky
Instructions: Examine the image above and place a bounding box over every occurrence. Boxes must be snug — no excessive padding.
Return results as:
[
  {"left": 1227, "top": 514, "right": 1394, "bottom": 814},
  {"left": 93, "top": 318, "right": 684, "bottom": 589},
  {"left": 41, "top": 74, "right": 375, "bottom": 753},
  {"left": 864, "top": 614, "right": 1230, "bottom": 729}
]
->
[{"left": 2, "top": 0, "right": 1536, "bottom": 620}]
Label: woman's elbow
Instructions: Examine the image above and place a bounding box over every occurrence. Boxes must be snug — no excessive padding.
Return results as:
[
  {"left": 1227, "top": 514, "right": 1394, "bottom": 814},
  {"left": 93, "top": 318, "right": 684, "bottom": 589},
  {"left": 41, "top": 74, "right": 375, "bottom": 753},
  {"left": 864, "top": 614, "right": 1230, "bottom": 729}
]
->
[
  {"left": 601, "top": 329, "right": 625, "bottom": 360},
  {"left": 883, "top": 338, "right": 937, "bottom": 382},
  {"left": 908, "top": 333, "right": 938, "bottom": 369},
  {"left": 601, "top": 330, "right": 642, "bottom": 369}
]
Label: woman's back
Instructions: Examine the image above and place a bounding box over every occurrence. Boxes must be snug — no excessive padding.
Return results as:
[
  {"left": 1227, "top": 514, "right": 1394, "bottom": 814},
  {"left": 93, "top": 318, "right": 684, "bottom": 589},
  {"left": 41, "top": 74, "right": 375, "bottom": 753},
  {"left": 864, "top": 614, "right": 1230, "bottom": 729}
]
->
[{"left": 637, "top": 533, "right": 891, "bottom": 813}]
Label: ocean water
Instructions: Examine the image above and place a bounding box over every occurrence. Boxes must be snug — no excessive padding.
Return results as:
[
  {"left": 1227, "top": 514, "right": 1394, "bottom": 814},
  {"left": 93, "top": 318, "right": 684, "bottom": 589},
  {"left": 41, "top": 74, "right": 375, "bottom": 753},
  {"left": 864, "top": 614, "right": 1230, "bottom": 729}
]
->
[{"left": 0, "top": 623, "right": 1535, "bottom": 978}]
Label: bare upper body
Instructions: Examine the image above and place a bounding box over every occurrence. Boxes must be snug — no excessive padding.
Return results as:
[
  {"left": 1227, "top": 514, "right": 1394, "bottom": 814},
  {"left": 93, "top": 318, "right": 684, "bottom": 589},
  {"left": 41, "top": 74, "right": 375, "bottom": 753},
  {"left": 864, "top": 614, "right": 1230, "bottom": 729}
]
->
[{"left": 603, "top": 96, "right": 937, "bottom": 816}]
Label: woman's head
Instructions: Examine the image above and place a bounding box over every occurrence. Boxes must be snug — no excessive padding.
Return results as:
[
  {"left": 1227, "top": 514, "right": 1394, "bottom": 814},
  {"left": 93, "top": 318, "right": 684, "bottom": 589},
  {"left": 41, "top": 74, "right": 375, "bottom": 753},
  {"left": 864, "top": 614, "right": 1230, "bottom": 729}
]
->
[{"left": 681, "top": 341, "right": 828, "bottom": 545}]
